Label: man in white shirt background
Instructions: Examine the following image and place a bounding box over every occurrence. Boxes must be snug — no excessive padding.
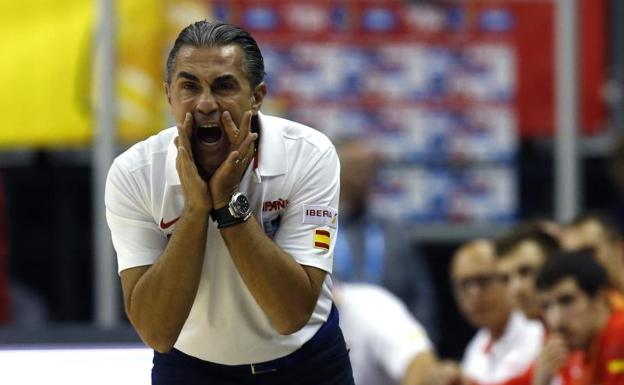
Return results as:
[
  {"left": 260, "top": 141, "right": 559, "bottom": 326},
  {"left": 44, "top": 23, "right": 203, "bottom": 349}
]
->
[
  {"left": 450, "top": 239, "right": 544, "bottom": 385},
  {"left": 335, "top": 282, "right": 460, "bottom": 385}
]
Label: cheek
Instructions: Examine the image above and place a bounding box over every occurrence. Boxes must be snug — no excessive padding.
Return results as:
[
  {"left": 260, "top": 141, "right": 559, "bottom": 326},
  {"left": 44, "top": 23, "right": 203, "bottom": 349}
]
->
[
  {"left": 169, "top": 100, "right": 189, "bottom": 116},
  {"left": 519, "top": 279, "right": 534, "bottom": 292}
]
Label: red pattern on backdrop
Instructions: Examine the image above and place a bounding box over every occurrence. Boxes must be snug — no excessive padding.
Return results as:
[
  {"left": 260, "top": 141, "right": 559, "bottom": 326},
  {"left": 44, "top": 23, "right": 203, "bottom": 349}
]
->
[
  {"left": 212, "top": 0, "right": 606, "bottom": 138},
  {"left": 511, "top": 0, "right": 606, "bottom": 137}
]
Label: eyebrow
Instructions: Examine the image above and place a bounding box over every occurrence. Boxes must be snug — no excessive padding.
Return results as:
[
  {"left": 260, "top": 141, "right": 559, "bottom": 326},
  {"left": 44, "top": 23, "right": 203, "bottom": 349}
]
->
[
  {"left": 176, "top": 72, "right": 240, "bottom": 85},
  {"left": 212, "top": 74, "right": 239, "bottom": 85},
  {"left": 177, "top": 71, "right": 199, "bottom": 82}
]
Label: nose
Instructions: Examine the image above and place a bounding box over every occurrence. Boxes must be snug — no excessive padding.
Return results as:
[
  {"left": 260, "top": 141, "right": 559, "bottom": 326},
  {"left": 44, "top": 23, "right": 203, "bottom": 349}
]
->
[
  {"left": 196, "top": 89, "right": 218, "bottom": 116},
  {"left": 509, "top": 275, "right": 525, "bottom": 297},
  {"left": 545, "top": 305, "right": 563, "bottom": 331}
]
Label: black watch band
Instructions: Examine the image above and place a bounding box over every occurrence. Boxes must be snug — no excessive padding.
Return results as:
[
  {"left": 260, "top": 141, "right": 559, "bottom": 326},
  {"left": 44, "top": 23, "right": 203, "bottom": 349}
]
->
[
  {"left": 210, "top": 205, "right": 249, "bottom": 229},
  {"left": 210, "top": 192, "right": 252, "bottom": 229}
]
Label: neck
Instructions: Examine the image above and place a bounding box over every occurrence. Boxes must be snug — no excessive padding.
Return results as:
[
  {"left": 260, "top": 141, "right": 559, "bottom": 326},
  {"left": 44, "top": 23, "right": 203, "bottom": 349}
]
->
[
  {"left": 590, "top": 302, "right": 611, "bottom": 346},
  {"left": 489, "top": 311, "right": 512, "bottom": 341}
]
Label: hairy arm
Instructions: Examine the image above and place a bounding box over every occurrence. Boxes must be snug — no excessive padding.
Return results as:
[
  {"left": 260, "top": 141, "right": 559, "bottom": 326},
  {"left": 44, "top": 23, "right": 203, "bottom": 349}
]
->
[
  {"left": 120, "top": 206, "right": 209, "bottom": 353},
  {"left": 118, "top": 113, "right": 214, "bottom": 352},
  {"left": 220, "top": 218, "right": 326, "bottom": 335},
  {"left": 208, "top": 111, "right": 336, "bottom": 335}
]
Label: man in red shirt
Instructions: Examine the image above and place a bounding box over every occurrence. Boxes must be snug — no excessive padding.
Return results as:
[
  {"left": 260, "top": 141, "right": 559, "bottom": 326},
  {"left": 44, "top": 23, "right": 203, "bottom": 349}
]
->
[
  {"left": 560, "top": 213, "right": 624, "bottom": 310},
  {"left": 534, "top": 249, "right": 624, "bottom": 385}
]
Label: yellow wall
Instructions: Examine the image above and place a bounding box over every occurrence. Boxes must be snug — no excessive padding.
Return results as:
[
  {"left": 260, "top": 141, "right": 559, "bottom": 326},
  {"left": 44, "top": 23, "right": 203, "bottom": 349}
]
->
[
  {"left": 0, "top": 0, "right": 212, "bottom": 148},
  {"left": 0, "top": 0, "right": 94, "bottom": 147}
]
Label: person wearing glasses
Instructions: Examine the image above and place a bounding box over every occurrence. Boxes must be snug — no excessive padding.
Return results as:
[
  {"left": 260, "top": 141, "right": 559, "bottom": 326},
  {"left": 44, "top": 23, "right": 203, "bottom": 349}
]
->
[{"left": 450, "top": 239, "right": 544, "bottom": 385}]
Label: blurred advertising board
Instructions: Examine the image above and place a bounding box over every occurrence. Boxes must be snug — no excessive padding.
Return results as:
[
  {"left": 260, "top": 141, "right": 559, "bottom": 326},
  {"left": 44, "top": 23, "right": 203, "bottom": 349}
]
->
[
  {"left": 0, "top": 0, "right": 211, "bottom": 147},
  {"left": 215, "top": 0, "right": 606, "bottom": 137}
]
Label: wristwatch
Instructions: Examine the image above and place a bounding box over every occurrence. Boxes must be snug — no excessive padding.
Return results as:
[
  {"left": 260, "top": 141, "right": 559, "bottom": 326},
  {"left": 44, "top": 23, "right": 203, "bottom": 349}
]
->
[{"left": 210, "top": 192, "right": 252, "bottom": 228}]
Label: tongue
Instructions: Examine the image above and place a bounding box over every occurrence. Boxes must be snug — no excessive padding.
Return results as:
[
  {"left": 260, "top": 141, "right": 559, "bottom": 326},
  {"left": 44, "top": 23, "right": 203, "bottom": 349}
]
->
[{"left": 197, "top": 126, "right": 221, "bottom": 144}]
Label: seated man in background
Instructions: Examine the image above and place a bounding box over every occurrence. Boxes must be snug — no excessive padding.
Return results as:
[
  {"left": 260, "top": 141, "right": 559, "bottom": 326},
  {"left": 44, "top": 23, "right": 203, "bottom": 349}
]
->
[
  {"left": 334, "top": 137, "right": 439, "bottom": 341},
  {"left": 533, "top": 250, "right": 624, "bottom": 385},
  {"left": 451, "top": 239, "right": 544, "bottom": 385},
  {"left": 334, "top": 282, "right": 460, "bottom": 385},
  {"left": 495, "top": 223, "right": 561, "bottom": 320},
  {"left": 560, "top": 213, "right": 624, "bottom": 308}
]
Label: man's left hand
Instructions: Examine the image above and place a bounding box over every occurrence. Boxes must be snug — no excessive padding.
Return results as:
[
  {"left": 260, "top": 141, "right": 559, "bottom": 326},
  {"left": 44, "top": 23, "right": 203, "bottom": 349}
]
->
[{"left": 209, "top": 110, "right": 257, "bottom": 208}]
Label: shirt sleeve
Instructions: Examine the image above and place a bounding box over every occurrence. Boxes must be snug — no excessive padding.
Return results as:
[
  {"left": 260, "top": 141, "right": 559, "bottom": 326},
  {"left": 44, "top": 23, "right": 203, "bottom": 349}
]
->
[
  {"left": 272, "top": 145, "right": 340, "bottom": 273},
  {"left": 369, "top": 288, "right": 433, "bottom": 381},
  {"left": 105, "top": 160, "right": 167, "bottom": 273}
]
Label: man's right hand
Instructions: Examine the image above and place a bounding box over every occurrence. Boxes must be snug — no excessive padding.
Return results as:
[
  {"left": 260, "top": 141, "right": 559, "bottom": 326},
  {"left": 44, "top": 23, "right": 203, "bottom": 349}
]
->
[
  {"left": 176, "top": 112, "right": 213, "bottom": 213},
  {"left": 533, "top": 334, "right": 568, "bottom": 385}
]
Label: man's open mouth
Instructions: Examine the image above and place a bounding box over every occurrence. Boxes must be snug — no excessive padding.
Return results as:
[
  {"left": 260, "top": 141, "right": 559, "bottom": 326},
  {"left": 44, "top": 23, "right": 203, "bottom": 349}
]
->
[{"left": 196, "top": 125, "right": 222, "bottom": 145}]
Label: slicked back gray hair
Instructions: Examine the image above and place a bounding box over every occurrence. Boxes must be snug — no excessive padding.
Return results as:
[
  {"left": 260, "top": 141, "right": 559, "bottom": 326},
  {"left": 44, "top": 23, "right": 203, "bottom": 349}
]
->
[{"left": 166, "top": 20, "right": 265, "bottom": 88}]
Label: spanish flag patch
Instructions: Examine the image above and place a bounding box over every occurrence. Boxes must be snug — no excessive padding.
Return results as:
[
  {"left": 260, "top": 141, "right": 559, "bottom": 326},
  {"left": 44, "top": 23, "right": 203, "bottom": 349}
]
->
[
  {"left": 314, "top": 229, "right": 330, "bottom": 250},
  {"left": 607, "top": 359, "right": 624, "bottom": 374}
]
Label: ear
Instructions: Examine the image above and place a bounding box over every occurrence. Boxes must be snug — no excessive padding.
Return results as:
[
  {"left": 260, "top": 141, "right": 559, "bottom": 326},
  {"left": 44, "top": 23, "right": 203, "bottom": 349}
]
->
[
  {"left": 595, "top": 288, "right": 612, "bottom": 308},
  {"left": 164, "top": 82, "right": 172, "bottom": 105},
  {"left": 251, "top": 82, "right": 267, "bottom": 114}
]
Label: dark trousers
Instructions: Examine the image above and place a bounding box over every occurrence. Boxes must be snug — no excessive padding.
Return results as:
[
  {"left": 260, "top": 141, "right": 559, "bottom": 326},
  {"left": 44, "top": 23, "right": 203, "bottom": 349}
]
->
[{"left": 152, "top": 307, "right": 354, "bottom": 385}]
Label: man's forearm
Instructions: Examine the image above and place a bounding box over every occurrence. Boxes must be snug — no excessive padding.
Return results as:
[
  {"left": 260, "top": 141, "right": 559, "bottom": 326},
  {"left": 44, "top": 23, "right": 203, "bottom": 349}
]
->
[
  {"left": 126, "top": 207, "right": 209, "bottom": 352},
  {"left": 221, "top": 216, "right": 325, "bottom": 335}
]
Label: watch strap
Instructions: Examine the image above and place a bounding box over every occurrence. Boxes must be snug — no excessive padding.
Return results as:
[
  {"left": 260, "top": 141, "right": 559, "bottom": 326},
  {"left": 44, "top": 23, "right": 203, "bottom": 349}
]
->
[{"left": 209, "top": 206, "right": 243, "bottom": 229}]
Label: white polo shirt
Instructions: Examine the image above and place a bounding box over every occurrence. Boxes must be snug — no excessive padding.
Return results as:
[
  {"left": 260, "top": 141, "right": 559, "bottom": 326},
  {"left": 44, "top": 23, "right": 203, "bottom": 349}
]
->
[
  {"left": 105, "top": 113, "right": 340, "bottom": 365},
  {"left": 336, "top": 283, "right": 433, "bottom": 385},
  {"left": 462, "top": 310, "right": 544, "bottom": 385}
]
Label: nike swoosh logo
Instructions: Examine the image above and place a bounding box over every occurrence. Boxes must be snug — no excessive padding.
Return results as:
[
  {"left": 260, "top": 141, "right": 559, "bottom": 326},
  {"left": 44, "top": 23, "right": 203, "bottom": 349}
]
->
[{"left": 160, "top": 217, "right": 180, "bottom": 229}]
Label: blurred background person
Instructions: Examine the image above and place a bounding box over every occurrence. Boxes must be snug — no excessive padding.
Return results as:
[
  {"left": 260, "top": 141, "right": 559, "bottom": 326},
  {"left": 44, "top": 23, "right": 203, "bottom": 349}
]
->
[
  {"left": 334, "top": 137, "right": 439, "bottom": 342},
  {"left": 451, "top": 239, "right": 543, "bottom": 385},
  {"left": 334, "top": 281, "right": 461, "bottom": 385},
  {"left": 534, "top": 250, "right": 624, "bottom": 385},
  {"left": 495, "top": 221, "right": 561, "bottom": 320},
  {"left": 560, "top": 213, "right": 624, "bottom": 308}
]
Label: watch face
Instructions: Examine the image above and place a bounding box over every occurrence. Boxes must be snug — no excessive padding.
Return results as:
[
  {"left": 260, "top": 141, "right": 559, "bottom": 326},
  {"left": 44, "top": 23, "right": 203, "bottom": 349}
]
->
[{"left": 230, "top": 193, "right": 251, "bottom": 218}]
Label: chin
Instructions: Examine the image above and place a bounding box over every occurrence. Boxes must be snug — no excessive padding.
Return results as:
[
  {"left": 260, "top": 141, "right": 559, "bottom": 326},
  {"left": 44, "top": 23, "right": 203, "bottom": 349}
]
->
[{"left": 193, "top": 160, "right": 216, "bottom": 182}]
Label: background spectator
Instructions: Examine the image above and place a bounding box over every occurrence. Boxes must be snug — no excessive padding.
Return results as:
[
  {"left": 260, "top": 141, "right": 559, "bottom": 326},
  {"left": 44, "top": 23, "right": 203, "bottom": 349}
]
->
[
  {"left": 334, "top": 138, "right": 440, "bottom": 341},
  {"left": 534, "top": 250, "right": 624, "bottom": 385},
  {"left": 495, "top": 222, "right": 561, "bottom": 319},
  {"left": 451, "top": 239, "right": 543, "bottom": 385}
]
